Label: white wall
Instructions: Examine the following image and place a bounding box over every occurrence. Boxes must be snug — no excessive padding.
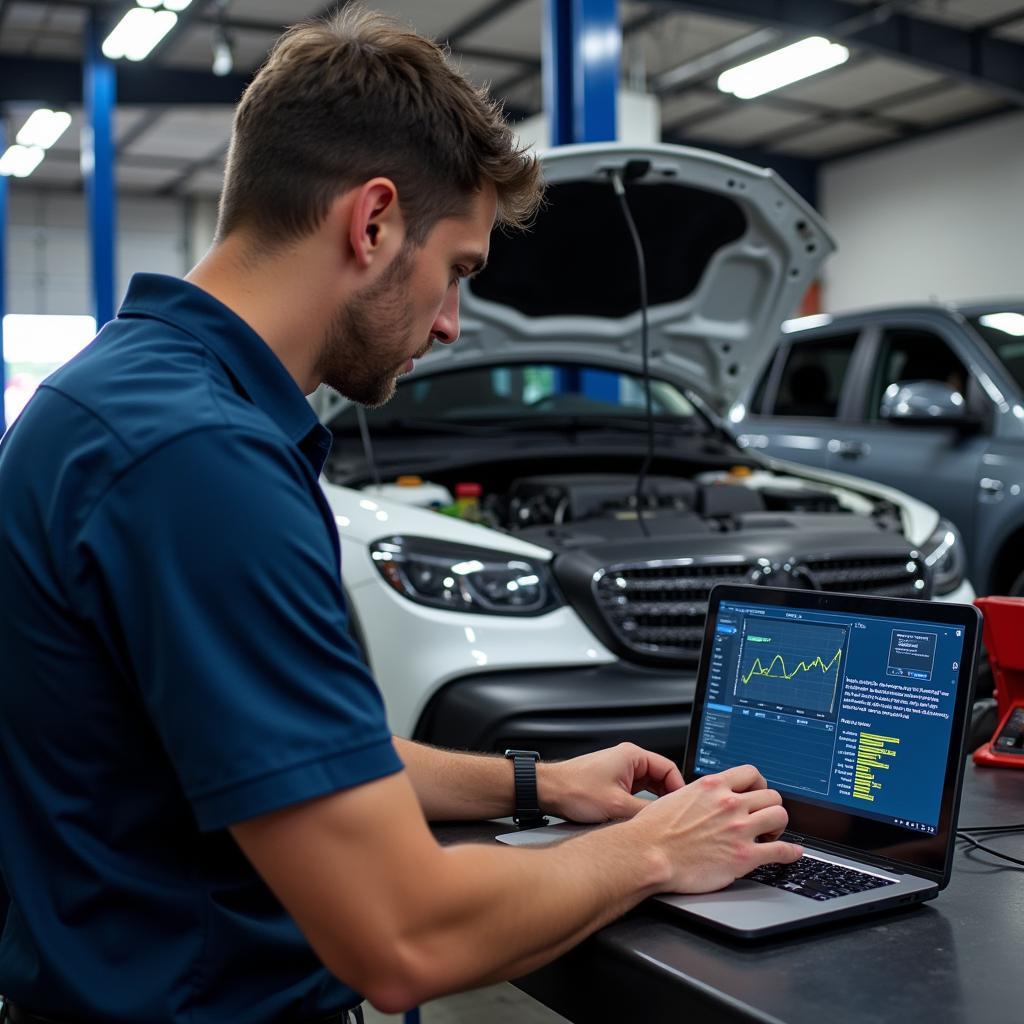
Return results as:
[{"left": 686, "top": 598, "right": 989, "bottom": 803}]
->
[
  {"left": 7, "top": 190, "right": 219, "bottom": 315},
  {"left": 819, "top": 110, "right": 1024, "bottom": 312}
]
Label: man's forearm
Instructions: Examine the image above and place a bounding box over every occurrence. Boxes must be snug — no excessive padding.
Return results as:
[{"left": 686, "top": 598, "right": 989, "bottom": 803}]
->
[
  {"left": 397, "top": 820, "right": 667, "bottom": 1001},
  {"left": 393, "top": 736, "right": 523, "bottom": 820},
  {"left": 234, "top": 765, "right": 798, "bottom": 1013}
]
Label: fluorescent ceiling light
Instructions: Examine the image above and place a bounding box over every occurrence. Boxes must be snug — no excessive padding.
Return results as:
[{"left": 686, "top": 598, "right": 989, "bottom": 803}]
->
[
  {"left": 102, "top": 8, "right": 178, "bottom": 61},
  {"left": 0, "top": 145, "right": 45, "bottom": 178},
  {"left": 718, "top": 36, "right": 849, "bottom": 100},
  {"left": 980, "top": 312, "right": 1024, "bottom": 337},
  {"left": 212, "top": 29, "right": 234, "bottom": 76},
  {"left": 16, "top": 109, "right": 72, "bottom": 150},
  {"left": 2, "top": 314, "right": 97, "bottom": 364}
]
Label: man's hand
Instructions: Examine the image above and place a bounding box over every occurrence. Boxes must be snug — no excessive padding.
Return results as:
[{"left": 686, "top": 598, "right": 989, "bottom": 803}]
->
[
  {"left": 538, "top": 742, "right": 684, "bottom": 823},
  {"left": 622, "top": 762, "right": 803, "bottom": 894}
]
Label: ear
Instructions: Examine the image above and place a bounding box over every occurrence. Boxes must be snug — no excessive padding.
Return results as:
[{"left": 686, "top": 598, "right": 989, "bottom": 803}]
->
[{"left": 348, "top": 178, "right": 403, "bottom": 270}]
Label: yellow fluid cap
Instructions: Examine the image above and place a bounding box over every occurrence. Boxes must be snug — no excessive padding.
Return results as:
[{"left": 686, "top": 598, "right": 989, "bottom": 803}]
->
[
  {"left": 729, "top": 465, "right": 753, "bottom": 477},
  {"left": 396, "top": 475, "right": 423, "bottom": 487}
]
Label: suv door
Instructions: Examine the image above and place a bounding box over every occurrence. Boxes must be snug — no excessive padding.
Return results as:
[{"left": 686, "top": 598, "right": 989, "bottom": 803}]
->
[
  {"left": 739, "top": 329, "right": 861, "bottom": 467},
  {"left": 823, "top": 323, "right": 991, "bottom": 557}
]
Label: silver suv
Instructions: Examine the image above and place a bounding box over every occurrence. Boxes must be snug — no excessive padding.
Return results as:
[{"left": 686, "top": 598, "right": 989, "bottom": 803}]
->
[{"left": 732, "top": 302, "right": 1024, "bottom": 595}]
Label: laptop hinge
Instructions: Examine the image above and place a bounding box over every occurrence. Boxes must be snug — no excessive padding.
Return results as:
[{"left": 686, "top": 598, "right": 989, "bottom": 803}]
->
[{"left": 783, "top": 832, "right": 942, "bottom": 881}]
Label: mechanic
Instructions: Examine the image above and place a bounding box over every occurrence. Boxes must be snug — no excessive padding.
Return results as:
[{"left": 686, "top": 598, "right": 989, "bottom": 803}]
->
[{"left": 0, "top": 10, "right": 802, "bottom": 1023}]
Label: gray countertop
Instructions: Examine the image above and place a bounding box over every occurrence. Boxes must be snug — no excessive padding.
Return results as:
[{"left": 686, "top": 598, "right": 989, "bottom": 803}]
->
[{"left": 437, "top": 768, "right": 1024, "bottom": 1024}]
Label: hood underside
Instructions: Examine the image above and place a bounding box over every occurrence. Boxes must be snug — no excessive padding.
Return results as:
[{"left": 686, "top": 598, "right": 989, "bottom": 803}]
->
[{"left": 415, "top": 142, "right": 835, "bottom": 408}]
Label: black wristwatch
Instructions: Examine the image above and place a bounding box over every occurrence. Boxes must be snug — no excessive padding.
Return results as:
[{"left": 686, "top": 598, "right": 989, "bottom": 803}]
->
[{"left": 504, "top": 749, "right": 549, "bottom": 830}]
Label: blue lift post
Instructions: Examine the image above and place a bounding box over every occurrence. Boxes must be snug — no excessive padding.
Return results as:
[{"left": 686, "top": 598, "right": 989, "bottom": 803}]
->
[
  {"left": 543, "top": 0, "right": 619, "bottom": 146},
  {"left": 0, "top": 120, "right": 7, "bottom": 433},
  {"left": 84, "top": 10, "right": 117, "bottom": 329},
  {"left": 543, "top": 0, "right": 622, "bottom": 404}
]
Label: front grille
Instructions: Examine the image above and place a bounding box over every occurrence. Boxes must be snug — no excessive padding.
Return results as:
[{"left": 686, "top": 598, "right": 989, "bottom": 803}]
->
[
  {"left": 804, "top": 555, "right": 926, "bottom": 598},
  {"left": 593, "top": 561, "right": 755, "bottom": 659},
  {"left": 590, "top": 552, "right": 928, "bottom": 663}
]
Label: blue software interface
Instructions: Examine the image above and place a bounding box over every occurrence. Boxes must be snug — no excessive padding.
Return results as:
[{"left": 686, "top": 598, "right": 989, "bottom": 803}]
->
[{"left": 693, "top": 598, "right": 966, "bottom": 835}]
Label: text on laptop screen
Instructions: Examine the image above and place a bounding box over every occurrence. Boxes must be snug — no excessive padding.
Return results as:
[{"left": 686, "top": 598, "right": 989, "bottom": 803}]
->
[{"left": 692, "top": 598, "right": 966, "bottom": 834}]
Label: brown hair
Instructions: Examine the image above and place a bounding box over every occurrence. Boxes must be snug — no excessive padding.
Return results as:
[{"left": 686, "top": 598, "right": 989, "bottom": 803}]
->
[{"left": 216, "top": 7, "right": 542, "bottom": 248}]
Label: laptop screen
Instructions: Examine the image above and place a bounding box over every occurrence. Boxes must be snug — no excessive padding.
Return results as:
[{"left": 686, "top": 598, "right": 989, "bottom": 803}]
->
[{"left": 685, "top": 586, "right": 981, "bottom": 876}]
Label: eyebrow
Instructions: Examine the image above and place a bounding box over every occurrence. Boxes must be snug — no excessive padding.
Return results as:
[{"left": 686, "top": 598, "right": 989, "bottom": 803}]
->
[{"left": 457, "top": 252, "right": 488, "bottom": 278}]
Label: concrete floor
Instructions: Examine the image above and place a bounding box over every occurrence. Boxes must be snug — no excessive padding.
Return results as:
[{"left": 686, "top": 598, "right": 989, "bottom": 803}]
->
[{"left": 363, "top": 983, "right": 569, "bottom": 1023}]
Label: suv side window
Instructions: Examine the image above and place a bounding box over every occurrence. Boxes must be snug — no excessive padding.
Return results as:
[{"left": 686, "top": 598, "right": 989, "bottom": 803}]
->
[
  {"left": 866, "top": 328, "right": 968, "bottom": 420},
  {"left": 769, "top": 332, "right": 859, "bottom": 418}
]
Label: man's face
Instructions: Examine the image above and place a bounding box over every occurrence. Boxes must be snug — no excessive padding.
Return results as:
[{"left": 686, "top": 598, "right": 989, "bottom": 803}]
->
[{"left": 317, "top": 184, "right": 497, "bottom": 407}]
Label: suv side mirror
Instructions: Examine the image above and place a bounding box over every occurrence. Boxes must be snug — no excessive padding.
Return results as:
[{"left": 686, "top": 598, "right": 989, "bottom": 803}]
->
[{"left": 879, "top": 380, "right": 978, "bottom": 427}]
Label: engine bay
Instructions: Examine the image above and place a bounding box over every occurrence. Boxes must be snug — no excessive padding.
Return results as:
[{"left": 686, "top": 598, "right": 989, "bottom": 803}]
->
[{"left": 347, "top": 460, "right": 904, "bottom": 550}]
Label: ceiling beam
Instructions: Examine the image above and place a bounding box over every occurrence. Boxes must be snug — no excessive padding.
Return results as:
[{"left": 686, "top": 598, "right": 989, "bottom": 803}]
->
[
  {"left": 0, "top": 56, "right": 251, "bottom": 106},
  {"left": 441, "top": 0, "right": 532, "bottom": 46},
  {"left": 655, "top": 0, "right": 1024, "bottom": 107},
  {"left": 158, "top": 141, "right": 227, "bottom": 195},
  {"left": 490, "top": 2, "right": 676, "bottom": 112},
  {"left": 806, "top": 99, "right": 1017, "bottom": 163}
]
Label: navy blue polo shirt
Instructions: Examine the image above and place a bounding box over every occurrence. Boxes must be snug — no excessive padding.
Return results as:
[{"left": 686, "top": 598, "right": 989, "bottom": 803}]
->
[{"left": 0, "top": 273, "right": 403, "bottom": 1022}]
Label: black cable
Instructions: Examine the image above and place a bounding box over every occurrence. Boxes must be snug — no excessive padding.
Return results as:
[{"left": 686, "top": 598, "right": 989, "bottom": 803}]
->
[
  {"left": 355, "top": 405, "right": 382, "bottom": 489},
  {"left": 610, "top": 169, "right": 653, "bottom": 538},
  {"left": 956, "top": 829, "right": 1024, "bottom": 868},
  {"left": 957, "top": 823, "right": 1024, "bottom": 833}
]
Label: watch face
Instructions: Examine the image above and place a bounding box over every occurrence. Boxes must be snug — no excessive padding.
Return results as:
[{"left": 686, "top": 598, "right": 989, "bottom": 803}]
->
[{"left": 505, "top": 749, "right": 541, "bottom": 760}]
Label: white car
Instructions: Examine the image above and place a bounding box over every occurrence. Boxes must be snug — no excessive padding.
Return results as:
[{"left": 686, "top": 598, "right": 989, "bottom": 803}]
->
[{"left": 315, "top": 143, "right": 974, "bottom": 763}]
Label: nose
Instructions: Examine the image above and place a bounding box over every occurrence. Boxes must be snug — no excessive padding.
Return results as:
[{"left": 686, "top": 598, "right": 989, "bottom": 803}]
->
[{"left": 430, "top": 282, "right": 461, "bottom": 345}]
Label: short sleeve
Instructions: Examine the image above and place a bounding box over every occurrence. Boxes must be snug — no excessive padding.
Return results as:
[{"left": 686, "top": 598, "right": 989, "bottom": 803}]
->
[{"left": 73, "top": 427, "right": 403, "bottom": 830}]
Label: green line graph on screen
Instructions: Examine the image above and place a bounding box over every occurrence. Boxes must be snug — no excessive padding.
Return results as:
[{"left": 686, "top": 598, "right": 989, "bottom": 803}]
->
[{"left": 734, "top": 616, "right": 849, "bottom": 715}]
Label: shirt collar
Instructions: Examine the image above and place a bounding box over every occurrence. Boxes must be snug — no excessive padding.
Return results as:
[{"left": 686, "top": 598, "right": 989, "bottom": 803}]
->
[{"left": 117, "top": 273, "right": 332, "bottom": 474}]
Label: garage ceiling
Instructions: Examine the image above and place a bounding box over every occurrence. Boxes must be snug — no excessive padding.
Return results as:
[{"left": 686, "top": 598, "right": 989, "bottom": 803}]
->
[{"left": 1, "top": 0, "right": 1021, "bottom": 196}]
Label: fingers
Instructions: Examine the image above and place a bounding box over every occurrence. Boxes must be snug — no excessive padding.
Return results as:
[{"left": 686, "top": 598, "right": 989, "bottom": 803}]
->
[
  {"left": 630, "top": 750, "right": 684, "bottom": 796},
  {"left": 741, "top": 787, "right": 783, "bottom": 813},
  {"left": 751, "top": 839, "right": 804, "bottom": 867},
  {"left": 715, "top": 763, "right": 767, "bottom": 793},
  {"left": 747, "top": 803, "right": 788, "bottom": 839}
]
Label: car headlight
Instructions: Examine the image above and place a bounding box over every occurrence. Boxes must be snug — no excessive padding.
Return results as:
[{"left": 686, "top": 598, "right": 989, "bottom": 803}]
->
[
  {"left": 919, "top": 518, "right": 967, "bottom": 596},
  {"left": 370, "top": 536, "right": 562, "bottom": 616}
]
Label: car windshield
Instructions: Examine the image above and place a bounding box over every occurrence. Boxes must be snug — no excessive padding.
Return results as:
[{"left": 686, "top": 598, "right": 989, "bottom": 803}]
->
[
  {"left": 968, "top": 311, "right": 1024, "bottom": 391},
  {"left": 331, "top": 363, "right": 706, "bottom": 433}
]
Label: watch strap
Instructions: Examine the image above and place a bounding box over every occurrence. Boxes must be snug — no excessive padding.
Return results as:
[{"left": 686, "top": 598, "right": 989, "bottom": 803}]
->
[{"left": 504, "top": 749, "right": 548, "bottom": 829}]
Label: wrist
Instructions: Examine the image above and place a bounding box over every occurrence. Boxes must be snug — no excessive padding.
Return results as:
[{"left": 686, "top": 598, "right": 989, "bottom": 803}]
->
[
  {"left": 617, "top": 815, "right": 673, "bottom": 895},
  {"left": 536, "top": 758, "right": 571, "bottom": 820},
  {"left": 536, "top": 759, "right": 556, "bottom": 817}
]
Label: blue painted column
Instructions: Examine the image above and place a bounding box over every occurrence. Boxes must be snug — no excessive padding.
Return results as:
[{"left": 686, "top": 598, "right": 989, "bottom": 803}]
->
[
  {"left": 543, "top": 1, "right": 622, "bottom": 403},
  {"left": 83, "top": 10, "right": 117, "bottom": 328},
  {"left": 0, "top": 120, "right": 7, "bottom": 432},
  {"left": 543, "top": 0, "right": 620, "bottom": 146}
]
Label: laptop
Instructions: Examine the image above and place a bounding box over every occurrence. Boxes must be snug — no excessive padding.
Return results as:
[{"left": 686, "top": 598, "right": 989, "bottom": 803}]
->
[
  {"left": 657, "top": 583, "right": 981, "bottom": 937},
  {"left": 499, "top": 584, "right": 981, "bottom": 939}
]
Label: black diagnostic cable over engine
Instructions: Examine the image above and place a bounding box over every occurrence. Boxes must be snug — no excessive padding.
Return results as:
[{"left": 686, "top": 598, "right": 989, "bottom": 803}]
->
[
  {"left": 608, "top": 159, "right": 654, "bottom": 537},
  {"left": 356, "top": 405, "right": 382, "bottom": 489}
]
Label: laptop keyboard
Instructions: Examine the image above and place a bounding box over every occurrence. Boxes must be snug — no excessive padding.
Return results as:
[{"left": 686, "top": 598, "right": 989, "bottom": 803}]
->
[{"left": 745, "top": 856, "right": 897, "bottom": 901}]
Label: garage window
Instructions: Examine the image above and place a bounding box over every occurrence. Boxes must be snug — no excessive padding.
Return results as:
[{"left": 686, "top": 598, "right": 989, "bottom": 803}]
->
[{"left": 768, "top": 333, "right": 858, "bottom": 418}]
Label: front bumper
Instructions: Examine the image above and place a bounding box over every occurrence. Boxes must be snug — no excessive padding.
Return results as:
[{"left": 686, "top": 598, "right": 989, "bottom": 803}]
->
[{"left": 412, "top": 661, "right": 696, "bottom": 763}]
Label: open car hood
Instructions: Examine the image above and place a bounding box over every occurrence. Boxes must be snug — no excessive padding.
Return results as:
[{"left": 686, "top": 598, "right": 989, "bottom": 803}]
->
[{"left": 415, "top": 142, "right": 834, "bottom": 408}]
